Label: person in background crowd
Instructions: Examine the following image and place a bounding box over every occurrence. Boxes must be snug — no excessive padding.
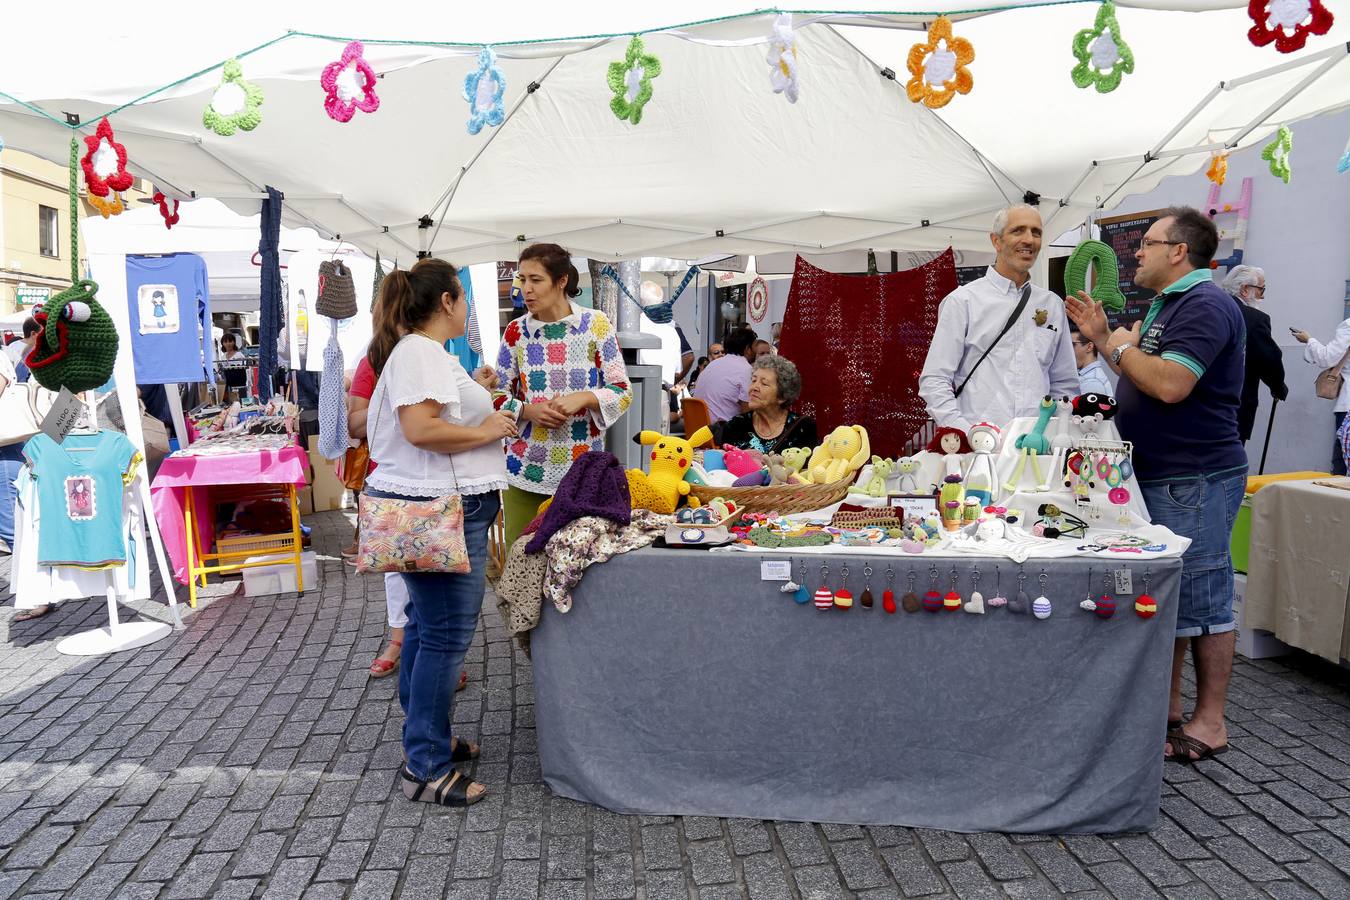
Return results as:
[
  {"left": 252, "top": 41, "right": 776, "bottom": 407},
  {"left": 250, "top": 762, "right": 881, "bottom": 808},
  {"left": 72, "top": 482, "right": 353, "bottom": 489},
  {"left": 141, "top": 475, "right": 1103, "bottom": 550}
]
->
[
  {"left": 4, "top": 318, "right": 38, "bottom": 379},
  {"left": 694, "top": 327, "right": 756, "bottom": 424},
  {"left": 1293, "top": 316, "right": 1350, "bottom": 476},
  {"left": 1068, "top": 206, "right": 1245, "bottom": 764},
  {"left": 363, "top": 257, "right": 513, "bottom": 807},
  {"left": 1071, "top": 325, "right": 1113, "bottom": 397},
  {"left": 753, "top": 339, "right": 773, "bottom": 360},
  {"left": 1, "top": 349, "right": 43, "bottom": 618},
  {"left": 220, "top": 332, "right": 249, "bottom": 399},
  {"left": 488, "top": 243, "right": 632, "bottom": 549},
  {"left": 713, "top": 355, "right": 818, "bottom": 454},
  {"left": 687, "top": 356, "right": 710, "bottom": 390},
  {"left": 920, "top": 204, "right": 1079, "bottom": 432},
  {"left": 1221, "top": 265, "right": 1287, "bottom": 444},
  {"left": 708, "top": 342, "right": 725, "bottom": 361}
]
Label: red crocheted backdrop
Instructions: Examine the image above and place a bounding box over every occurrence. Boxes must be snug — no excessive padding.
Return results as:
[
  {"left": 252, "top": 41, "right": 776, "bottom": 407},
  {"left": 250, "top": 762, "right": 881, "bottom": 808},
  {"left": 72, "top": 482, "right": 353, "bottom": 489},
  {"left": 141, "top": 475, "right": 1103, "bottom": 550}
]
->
[{"left": 776, "top": 250, "right": 954, "bottom": 459}]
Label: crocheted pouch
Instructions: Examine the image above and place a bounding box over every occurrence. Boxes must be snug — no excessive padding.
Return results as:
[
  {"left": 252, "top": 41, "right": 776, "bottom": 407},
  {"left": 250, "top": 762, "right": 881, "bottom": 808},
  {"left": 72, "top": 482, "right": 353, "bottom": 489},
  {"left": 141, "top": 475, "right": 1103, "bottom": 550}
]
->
[
  {"left": 316, "top": 260, "right": 358, "bottom": 319},
  {"left": 27, "top": 280, "right": 119, "bottom": 393}
]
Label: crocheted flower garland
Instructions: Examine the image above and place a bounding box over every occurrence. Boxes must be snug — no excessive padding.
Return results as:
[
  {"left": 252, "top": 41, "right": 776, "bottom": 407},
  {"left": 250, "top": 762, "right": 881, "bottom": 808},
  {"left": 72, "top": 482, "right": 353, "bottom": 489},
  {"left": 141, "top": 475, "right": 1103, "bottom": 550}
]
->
[
  {"left": 81, "top": 118, "right": 133, "bottom": 218},
  {"left": 1261, "top": 125, "right": 1293, "bottom": 183},
  {"left": 154, "top": 192, "right": 180, "bottom": 229},
  {"left": 1206, "top": 152, "right": 1229, "bottom": 185},
  {"left": 906, "top": 17, "right": 974, "bottom": 109},
  {"left": 608, "top": 35, "right": 662, "bottom": 125},
  {"left": 766, "top": 13, "right": 800, "bottom": 104},
  {"left": 1070, "top": 2, "right": 1134, "bottom": 94},
  {"left": 1247, "top": 0, "right": 1334, "bottom": 53},
  {"left": 321, "top": 41, "right": 380, "bottom": 123},
  {"left": 464, "top": 47, "right": 507, "bottom": 135},
  {"left": 203, "top": 58, "right": 264, "bottom": 136}
]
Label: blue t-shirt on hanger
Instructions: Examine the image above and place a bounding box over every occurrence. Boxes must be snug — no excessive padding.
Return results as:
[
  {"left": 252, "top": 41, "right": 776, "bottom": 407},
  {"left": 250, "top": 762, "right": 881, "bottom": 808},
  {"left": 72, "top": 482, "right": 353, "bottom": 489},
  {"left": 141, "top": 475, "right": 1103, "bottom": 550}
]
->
[
  {"left": 23, "top": 431, "right": 142, "bottom": 569},
  {"left": 126, "top": 253, "right": 213, "bottom": 384}
]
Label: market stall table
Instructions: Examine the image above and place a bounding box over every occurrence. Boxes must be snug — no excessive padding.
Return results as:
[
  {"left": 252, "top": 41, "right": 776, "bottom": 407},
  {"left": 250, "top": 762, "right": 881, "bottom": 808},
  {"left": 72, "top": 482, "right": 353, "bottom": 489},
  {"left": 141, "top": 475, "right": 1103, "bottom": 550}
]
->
[
  {"left": 532, "top": 548, "right": 1183, "bottom": 834},
  {"left": 1244, "top": 477, "right": 1350, "bottom": 662},
  {"left": 150, "top": 440, "right": 309, "bottom": 606}
]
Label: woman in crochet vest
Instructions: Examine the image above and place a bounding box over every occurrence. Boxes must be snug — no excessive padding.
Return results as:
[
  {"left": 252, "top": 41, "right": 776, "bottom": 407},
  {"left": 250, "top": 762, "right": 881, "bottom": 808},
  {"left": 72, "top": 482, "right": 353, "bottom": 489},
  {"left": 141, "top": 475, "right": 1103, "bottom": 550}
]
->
[{"left": 492, "top": 243, "right": 633, "bottom": 547}]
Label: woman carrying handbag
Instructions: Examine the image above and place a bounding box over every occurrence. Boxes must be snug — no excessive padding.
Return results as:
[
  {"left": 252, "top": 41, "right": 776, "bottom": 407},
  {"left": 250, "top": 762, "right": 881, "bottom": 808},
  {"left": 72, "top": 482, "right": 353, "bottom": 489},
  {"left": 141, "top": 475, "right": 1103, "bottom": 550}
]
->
[{"left": 360, "top": 259, "right": 515, "bottom": 807}]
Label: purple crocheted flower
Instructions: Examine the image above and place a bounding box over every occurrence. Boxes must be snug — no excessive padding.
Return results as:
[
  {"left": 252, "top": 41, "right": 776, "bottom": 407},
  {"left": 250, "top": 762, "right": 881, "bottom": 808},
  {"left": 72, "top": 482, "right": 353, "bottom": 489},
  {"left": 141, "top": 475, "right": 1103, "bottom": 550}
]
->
[{"left": 321, "top": 41, "right": 380, "bottom": 123}]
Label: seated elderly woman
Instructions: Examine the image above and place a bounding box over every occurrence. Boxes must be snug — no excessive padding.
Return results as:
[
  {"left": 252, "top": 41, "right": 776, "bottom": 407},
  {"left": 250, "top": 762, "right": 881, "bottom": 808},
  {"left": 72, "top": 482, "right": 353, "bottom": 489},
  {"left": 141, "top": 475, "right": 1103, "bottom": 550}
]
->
[{"left": 712, "top": 355, "right": 818, "bottom": 453}]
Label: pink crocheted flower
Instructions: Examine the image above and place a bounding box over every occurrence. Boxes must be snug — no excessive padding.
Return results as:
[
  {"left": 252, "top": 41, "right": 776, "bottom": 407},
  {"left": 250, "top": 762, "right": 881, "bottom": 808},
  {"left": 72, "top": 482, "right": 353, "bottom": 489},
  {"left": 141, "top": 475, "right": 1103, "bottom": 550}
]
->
[{"left": 320, "top": 41, "right": 380, "bottom": 123}]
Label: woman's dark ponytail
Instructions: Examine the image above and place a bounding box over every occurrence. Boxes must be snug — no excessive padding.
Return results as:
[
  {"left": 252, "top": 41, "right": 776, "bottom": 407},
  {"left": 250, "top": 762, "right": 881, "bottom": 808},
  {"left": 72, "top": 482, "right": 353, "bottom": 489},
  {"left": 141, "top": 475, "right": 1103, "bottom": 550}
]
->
[
  {"left": 366, "top": 259, "right": 463, "bottom": 376},
  {"left": 519, "top": 243, "right": 581, "bottom": 298}
]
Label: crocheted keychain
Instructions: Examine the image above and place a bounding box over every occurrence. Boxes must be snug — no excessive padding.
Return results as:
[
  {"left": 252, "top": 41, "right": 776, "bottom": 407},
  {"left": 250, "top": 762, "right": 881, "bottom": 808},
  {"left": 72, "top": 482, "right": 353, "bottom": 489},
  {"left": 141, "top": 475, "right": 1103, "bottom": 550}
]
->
[
  {"left": 203, "top": 59, "right": 264, "bottom": 136},
  {"left": 964, "top": 566, "right": 985, "bottom": 614},
  {"left": 882, "top": 565, "right": 897, "bottom": 614},
  {"left": 608, "top": 34, "right": 662, "bottom": 125},
  {"left": 464, "top": 47, "right": 507, "bottom": 136},
  {"left": 321, "top": 41, "right": 380, "bottom": 123},
  {"left": 906, "top": 16, "right": 974, "bottom": 109},
  {"left": 902, "top": 569, "right": 921, "bottom": 613},
  {"left": 1097, "top": 569, "right": 1117, "bottom": 618},
  {"left": 1070, "top": 1, "right": 1135, "bottom": 94},
  {"left": 860, "top": 564, "right": 875, "bottom": 609},
  {"left": 1261, "top": 125, "right": 1293, "bottom": 183},
  {"left": 943, "top": 566, "right": 962, "bottom": 612},
  {"left": 988, "top": 566, "right": 1008, "bottom": 608},
  {"left": 1247, "top": 0, "right": 1334, "bottom": 53},
  {"left": 922, "top": 564, "right": 943, "bottom": 612},
  {"left": 834, "top": 564, "right": 854, "bottom": 609},
  {"left": 1008, "top": 567, "right": 1030, "bottom": 615},
  {"left": 1032, "top": 570, "right": 1052, "bottom": 619},
  {"left": 790, "top": 560, "right": 810, "bottom": 604},
  {"left": 1080, "top": 566, "right": 1099, "bottom": 614},
  {"left": 814, "top": 563, "right": 834, "bottom": 610},
  {"left": 1135, "top": 570, "right": 1157, "bottom": 618}
]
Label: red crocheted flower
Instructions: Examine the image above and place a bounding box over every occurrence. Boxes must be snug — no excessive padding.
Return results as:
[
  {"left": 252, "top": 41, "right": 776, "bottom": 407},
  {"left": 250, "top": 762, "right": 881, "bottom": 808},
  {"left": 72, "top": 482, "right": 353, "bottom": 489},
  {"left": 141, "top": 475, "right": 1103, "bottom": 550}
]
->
[
  {"left": 321, "top": 41, "right": 380, "bottom": 123},
  {"left": 154, "top": 192, "right": 180, "bottom": 229},
  {"left": 1248, "top": 0, "right": 1334, "bottom": 53},
  {"left": 80, "top": 118, "right": 134, "bottom": 197}
]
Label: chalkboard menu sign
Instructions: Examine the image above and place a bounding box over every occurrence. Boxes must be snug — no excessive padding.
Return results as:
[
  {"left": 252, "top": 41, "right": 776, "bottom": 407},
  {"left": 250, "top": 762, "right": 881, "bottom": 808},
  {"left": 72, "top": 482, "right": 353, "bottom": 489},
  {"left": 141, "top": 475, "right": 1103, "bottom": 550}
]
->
[
  {"left": 1097, "top": 209, "right": 1165, "bottom": 327},
  {"left": 955, "top": 265, "right": 986, "bottom": 287}
]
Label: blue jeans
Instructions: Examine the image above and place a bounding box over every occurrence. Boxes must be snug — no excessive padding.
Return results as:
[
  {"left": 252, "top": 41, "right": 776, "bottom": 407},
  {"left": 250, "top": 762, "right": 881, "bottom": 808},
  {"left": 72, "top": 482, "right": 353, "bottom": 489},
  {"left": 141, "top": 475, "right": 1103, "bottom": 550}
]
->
[
  {"left": 1139, "top": 466, "right": 1246, "bottom": 638},
  {"left": 364, "top": 487, "right": 500, "bottom": 781},
  {"left": 0, "top": 445, "right": 25, "bottom": 547}
]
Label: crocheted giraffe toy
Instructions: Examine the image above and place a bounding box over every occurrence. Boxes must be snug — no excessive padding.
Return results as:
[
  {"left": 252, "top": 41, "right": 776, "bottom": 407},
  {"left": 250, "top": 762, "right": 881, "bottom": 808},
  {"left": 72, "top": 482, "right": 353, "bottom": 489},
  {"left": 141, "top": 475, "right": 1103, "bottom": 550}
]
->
[{"left": 1003, "top": 396, "right": 1056, "bottom": 492}]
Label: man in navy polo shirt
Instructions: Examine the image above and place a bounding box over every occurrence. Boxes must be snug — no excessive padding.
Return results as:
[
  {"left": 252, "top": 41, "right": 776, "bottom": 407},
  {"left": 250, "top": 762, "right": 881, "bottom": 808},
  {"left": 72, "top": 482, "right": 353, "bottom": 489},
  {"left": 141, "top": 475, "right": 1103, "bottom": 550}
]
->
[{"left": 1067, "top": 206, "right": 1245, "bottom": 765}]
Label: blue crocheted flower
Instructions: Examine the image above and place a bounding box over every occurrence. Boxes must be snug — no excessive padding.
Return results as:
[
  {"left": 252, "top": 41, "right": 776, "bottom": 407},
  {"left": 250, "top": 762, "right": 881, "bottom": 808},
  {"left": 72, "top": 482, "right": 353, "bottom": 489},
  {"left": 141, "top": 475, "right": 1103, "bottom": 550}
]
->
[{"left": 464, "top": 47, "right": 506, "bottom": 135}]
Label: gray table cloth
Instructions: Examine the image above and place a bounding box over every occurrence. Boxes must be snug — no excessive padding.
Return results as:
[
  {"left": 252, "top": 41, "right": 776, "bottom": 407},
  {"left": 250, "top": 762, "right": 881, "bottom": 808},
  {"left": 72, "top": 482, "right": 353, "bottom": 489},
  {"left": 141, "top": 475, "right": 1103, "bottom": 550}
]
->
[{"left": 532, "top": 548, "right": 1182, "bottom": 834}]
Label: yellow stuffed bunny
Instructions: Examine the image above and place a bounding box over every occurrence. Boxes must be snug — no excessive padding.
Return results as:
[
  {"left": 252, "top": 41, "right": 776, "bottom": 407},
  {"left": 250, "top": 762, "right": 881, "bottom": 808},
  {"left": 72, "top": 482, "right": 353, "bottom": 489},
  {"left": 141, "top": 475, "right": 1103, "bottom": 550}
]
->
[
  {"left": 626, "top": 426, "right": 714, "bottom": 514},
  {"left": 802, "top": 425, "right": 871, "bottom": 485}
]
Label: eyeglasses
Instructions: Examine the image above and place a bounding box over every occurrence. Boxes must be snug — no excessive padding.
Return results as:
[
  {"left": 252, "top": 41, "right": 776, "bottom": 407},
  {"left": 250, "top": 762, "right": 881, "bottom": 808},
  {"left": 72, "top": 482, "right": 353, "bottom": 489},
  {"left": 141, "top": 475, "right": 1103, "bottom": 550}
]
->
[
  {"left": 1253, "top": 284, "right": 1266, "bottom": 296},
  {"left": 1138, "top": 238, "right": 1181, "bottom": 252}
]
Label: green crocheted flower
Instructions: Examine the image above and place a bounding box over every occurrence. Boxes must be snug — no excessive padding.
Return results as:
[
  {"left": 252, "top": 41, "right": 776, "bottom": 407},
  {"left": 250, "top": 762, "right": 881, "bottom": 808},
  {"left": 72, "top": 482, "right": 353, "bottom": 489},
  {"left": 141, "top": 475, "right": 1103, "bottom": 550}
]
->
[
  {"left": 1261, "top": 125, "right": 1293, "bottom": 183},
  {"left": 607, "top": 35, "right": 662, "bottom": 125},
  {"left": 1071, "top": 2, "right": 1135, "bottom": 94},
  {"left": 203, "top": 59, "right": 264, "bottom": 136}
]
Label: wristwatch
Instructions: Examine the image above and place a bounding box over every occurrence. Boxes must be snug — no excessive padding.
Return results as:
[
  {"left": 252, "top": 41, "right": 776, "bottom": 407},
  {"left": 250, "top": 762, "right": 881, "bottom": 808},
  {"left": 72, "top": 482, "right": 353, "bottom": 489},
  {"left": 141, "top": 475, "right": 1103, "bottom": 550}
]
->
[{"left": 1110, "top": 342, "right": 1134, "bottom": 366}]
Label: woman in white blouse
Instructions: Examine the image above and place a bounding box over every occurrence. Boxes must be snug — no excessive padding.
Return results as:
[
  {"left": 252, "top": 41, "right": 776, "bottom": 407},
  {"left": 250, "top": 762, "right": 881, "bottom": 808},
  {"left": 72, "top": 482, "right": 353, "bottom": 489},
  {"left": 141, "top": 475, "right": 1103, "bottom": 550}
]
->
[
  {"left": 363, "top": 258, "right": 516, "bottom": 807},
  {"left": 1294, "top": 317, "right": 1350, "bottom": 476}
]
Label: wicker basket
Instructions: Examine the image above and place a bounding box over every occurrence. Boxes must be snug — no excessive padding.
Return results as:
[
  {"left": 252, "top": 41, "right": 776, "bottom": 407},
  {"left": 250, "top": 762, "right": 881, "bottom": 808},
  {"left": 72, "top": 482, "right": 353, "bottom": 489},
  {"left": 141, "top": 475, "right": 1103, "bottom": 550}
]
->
[{"left": 687, "top": 477, "right": 855, "bottom": 515}]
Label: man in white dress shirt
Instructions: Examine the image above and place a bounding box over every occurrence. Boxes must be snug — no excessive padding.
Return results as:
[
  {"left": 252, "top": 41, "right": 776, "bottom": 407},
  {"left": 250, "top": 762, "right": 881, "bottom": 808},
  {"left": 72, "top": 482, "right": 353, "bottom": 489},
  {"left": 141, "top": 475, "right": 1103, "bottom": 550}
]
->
[{"left": 919, "top": 205, "right": 1079, "bottom": 432}]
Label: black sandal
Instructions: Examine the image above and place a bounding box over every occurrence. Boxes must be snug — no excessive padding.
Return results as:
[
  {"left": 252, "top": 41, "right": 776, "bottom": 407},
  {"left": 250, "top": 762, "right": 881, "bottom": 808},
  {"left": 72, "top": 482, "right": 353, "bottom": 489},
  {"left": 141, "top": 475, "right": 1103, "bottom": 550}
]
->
[
  {"left": 401, "top": 767, "right": 486, "bottom": 807},
  {"left": 450, "top": 738, "right": 480, "bottom": 763}
]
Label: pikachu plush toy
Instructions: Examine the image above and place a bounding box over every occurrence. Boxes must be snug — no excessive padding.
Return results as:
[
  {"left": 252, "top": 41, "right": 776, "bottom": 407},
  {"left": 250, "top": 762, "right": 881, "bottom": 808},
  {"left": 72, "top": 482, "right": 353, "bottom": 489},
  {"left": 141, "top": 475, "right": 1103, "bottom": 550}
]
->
[{"left": 625, "top": 427, "right": 714, "bottom": 514}]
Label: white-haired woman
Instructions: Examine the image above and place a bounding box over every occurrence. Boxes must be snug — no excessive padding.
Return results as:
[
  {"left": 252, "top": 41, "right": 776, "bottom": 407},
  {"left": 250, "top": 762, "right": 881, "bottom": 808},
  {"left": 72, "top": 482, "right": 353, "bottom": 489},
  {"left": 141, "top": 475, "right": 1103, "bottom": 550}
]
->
[
  {"left": 1220, "top": 265, "right": 1286, "bottom": 444},
  {"left": 713, "top": 354, "right": 818, "bottom": 454}
]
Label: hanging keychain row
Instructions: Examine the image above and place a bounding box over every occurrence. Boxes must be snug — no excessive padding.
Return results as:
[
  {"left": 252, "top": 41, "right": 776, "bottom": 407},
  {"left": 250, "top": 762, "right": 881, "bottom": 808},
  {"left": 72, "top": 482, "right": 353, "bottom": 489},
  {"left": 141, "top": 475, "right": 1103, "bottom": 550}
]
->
[{"left": 781, "top": 561, "right": 1158, "bottom": 620}]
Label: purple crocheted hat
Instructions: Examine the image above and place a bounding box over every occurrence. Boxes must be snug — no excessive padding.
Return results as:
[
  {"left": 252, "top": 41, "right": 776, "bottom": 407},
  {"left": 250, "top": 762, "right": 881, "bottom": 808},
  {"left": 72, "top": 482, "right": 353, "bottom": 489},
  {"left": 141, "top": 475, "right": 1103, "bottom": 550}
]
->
[{"left": 525, "top": 451, "right": 631, "bottom": 552}]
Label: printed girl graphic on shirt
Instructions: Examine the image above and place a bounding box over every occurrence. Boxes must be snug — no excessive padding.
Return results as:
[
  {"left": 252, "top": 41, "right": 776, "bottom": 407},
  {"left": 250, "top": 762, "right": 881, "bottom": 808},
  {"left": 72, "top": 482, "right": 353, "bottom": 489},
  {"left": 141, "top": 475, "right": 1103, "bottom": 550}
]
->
[
  {"left": 152, "top": 291, "right": 167, "bottom": 327},
  {"left": 65, "top": 475, "right": 95, "bottom": 521},
  {"left": 136, "top": 283, "right": 181, "bottom": 335}
]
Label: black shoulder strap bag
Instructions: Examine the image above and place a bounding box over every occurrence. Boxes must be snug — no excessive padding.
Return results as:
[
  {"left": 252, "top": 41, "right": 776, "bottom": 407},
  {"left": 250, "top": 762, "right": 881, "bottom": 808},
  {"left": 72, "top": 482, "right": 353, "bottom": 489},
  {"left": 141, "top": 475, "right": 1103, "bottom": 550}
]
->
[{"left": 953, "top": 283, "right": 1033, "bottom": 399}]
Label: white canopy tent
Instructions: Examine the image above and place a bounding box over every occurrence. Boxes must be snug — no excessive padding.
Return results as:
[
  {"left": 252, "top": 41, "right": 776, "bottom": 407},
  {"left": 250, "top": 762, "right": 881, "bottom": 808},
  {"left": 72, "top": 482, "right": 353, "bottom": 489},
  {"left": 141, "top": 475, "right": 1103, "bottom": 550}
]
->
[{"left": 1, "top": 2, "right": 1347, "bottom": 264}]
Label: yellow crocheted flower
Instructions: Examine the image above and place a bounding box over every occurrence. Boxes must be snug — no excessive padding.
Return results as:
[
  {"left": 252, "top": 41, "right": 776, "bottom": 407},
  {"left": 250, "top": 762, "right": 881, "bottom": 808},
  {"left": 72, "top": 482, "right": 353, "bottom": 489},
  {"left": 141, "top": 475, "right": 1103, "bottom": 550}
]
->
[{"left": 906, "top": 17, "right": 974, "bottom": 109}]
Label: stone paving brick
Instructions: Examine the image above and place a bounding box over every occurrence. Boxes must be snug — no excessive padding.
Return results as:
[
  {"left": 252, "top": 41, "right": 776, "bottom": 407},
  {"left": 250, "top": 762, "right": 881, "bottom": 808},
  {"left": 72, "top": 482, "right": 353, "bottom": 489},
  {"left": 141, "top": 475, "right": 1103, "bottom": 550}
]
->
[
  {"left": 878, "top": 846, "right": 946, "bottom": 897},
  {"left": 967, "top": 832, "right": 1031, "bottom": 880},
  {"left": 136, "top": 836, "right": 198, "bottom": 882},
  {"left": 687, "top": 839, "right": 736, "bottom": 885},
  {"left": 940, "top": 859, "right": 1002, "bottom": 899},
  {"left": 1184, "top": 859, "right": 1265, "bottom": 900},
  {"left": 544, "top": 835, "right": 586, "bottom": 880},
  {"left": 1022, "top": 842, "right": 1098, "bottom": 894},
  {"left": 915, "top": 829, "right": 969, "bottom": 863},
  {"left": 593, "top": 852, "right": 637, "bottom": 900},
  {"left": 792, "top": 864, "right": 847, "bottom": 900},
  {"left": 23, "top": 845, "right": 102, "bottom": 892},
  {"left": 1089, "top": 861, "right": 1166, "bottom": 900},
  {"left": 162, "top": 852, "right": 232, "bottom": 899},
  {"left": 740, "top": 852, "right": 792, "bottom": 900},
  {"left": 773, "top": 823, "right": 828, "bottom": 867},
  {"left": 259, "top": 855, "right": 319, "bottom": 900}
]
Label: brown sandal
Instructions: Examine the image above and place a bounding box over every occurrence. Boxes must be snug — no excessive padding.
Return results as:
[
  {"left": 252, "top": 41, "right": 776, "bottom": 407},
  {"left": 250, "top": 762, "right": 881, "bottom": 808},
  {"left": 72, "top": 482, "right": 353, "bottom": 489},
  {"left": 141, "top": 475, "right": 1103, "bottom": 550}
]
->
[
  {"left": 14, "top": 604, "right": 53, "bottom": 622},
  {"left": 401, "top": 767, "right": 486, "bottom": 807},
  {"left": 1166, "top": 730, "right": 1229, "bottom": 764}
]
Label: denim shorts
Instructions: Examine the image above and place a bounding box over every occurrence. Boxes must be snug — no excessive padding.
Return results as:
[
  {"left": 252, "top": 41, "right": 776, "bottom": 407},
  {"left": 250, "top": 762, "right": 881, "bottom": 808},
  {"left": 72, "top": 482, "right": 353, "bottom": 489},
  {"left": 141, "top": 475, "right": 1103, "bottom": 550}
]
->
[{"left": 1138, "top": 466, "right": 1246, "bottom": 638}]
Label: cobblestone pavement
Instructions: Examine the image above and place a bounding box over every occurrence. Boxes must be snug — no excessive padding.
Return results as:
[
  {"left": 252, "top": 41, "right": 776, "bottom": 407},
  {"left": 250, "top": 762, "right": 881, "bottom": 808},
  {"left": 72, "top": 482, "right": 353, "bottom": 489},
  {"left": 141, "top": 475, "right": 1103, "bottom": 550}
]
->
[{"left": 2, "top": 510, "right": 1350, "bottom": 899}]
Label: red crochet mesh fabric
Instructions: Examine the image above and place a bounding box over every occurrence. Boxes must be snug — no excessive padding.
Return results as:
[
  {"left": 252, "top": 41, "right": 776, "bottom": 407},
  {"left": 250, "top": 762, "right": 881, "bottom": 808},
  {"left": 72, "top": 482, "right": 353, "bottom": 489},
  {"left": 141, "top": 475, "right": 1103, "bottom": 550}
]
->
[{"left": 776, "top": 251, "right": 955, "bottom": 459}]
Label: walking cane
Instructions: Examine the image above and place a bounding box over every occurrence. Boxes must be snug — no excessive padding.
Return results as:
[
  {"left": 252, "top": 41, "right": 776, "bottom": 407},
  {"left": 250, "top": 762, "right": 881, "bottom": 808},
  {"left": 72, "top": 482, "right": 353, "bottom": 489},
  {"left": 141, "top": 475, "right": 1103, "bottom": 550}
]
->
[{"left": 1258, "top": 399, "right": 1278, "bottom": 475}]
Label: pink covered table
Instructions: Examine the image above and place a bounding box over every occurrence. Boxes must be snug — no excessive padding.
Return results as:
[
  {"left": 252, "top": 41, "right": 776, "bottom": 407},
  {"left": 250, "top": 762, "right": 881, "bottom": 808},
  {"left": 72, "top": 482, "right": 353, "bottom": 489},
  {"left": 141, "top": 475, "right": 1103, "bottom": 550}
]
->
[{"left": 150, "top": 445, "right": 309, "bottom": 600}]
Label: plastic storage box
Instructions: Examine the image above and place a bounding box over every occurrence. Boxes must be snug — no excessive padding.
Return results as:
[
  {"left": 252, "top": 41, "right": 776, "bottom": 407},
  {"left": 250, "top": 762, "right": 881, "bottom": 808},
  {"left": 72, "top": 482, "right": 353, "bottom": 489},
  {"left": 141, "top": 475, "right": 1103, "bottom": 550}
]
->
[{"left": 242, "top": 551, "right": 317, "bottom": 596}]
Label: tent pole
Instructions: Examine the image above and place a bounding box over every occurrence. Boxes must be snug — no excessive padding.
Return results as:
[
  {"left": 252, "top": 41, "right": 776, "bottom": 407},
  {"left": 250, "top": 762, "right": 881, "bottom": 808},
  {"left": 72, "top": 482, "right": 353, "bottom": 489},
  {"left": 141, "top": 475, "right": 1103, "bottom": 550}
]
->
[
  {"left": 1147, "top": 82, "right": 1225, "bottom": 158},
  {"left": 338, "top": 198, "right": 418, "bottom": 257},
  {"left": 1223, "top": 52, "right": 1345, "bottom": 149},
  {"left": 194, "top": 140, "right": 341, "bottom": 241},
  {"left": 1225, "top": 41, "right": 1347, "bottom": 89}
]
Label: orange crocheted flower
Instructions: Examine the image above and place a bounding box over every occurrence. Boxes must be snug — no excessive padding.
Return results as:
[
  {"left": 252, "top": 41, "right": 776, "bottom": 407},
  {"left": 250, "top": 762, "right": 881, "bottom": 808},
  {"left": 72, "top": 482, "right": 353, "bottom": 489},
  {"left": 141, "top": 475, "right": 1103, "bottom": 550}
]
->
[
  {"left": 1206, "top": 153, "right": 1228, "bottom": 186},
  {"left": 906, "top": 17, "right": 974, "bottom": 109}
]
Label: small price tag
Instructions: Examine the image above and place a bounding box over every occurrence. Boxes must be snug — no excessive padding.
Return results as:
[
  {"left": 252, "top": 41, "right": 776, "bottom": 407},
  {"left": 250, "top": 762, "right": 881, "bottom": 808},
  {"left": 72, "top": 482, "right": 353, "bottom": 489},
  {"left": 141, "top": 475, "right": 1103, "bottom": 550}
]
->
[
  {"left": 39, "top": 388, "right": 83, "bottom": 444},
  {"left": 1114, "top": 569, "right": 1133, "bottom": 595},
  {"left": 760, "top": 560, "right": 792, "bottom": 581}
]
